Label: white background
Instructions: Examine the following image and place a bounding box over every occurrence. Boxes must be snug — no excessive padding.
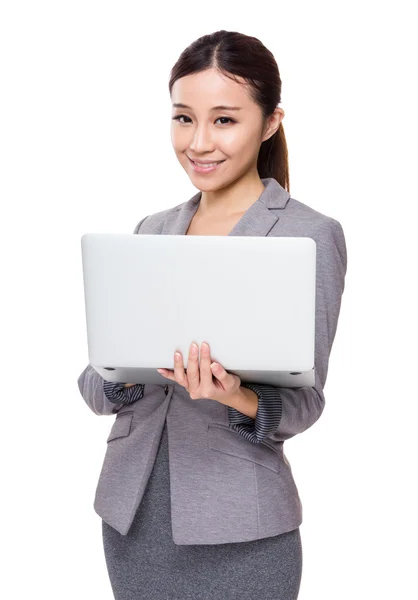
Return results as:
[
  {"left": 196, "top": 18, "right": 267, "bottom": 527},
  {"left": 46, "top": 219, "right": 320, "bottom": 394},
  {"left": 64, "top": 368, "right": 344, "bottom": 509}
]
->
[{"left": 1, "top": 1, "right": 417, "bottom": 598}]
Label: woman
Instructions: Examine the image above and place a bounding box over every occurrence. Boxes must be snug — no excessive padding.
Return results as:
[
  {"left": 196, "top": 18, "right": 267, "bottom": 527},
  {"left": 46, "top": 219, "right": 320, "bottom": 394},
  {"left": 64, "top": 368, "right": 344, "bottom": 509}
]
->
[{"left": 78, "top": 29, "right": 347, "bottom": 600}]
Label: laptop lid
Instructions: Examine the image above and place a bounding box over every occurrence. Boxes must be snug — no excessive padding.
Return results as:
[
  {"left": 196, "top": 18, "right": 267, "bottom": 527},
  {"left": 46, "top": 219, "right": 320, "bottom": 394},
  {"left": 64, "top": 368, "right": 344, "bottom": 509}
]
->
[{"left": 80, "top": 234, "right": 316, "bottom": 387}]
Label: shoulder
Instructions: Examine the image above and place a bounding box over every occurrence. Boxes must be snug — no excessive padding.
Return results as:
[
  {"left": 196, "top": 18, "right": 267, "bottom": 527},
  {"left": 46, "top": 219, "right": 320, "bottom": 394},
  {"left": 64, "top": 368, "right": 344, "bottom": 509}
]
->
[
  {"left": 279, "top": 197, "right": 347, "bottom": 272},
  {"left": 287, "top": 196, "right": 341, "bottom": 228},
  {"left": 132, "top": 204, "right": 182, "bottom": 234},
  {"left": 285, "top": 196, "right": 345, "bottom": 241}
]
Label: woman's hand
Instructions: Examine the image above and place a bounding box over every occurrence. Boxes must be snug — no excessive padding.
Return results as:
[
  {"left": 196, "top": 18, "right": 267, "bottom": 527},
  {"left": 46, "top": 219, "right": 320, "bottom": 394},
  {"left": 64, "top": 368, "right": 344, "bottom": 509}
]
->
[{"left": 157, "top": 341, "right": 241, "bottom": 405}]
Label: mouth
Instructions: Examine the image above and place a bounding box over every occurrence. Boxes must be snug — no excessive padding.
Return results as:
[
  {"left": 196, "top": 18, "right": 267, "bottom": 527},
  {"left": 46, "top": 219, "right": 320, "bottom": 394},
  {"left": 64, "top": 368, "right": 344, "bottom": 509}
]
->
[{"left": 187, "top": 156, "right": 226, "bottom": 173}]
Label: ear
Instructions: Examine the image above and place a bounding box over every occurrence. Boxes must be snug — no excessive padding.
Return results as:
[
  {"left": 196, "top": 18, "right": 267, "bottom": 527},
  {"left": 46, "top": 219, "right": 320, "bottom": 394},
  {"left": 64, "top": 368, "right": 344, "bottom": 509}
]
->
[{"left": 262, "top": 107, "right": 285, "bottom": 142}]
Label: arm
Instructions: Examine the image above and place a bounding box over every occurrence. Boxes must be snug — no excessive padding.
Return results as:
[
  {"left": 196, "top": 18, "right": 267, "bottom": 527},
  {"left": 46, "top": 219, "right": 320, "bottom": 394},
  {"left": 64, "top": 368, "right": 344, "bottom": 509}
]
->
[
  {"left": 77, "top": 364, "right": 127, "bottom": 416},
  {"left": 227, "top": 219, "right": 348, "bottom": 443},
  {"left": 103, "top": 380, "right": 145, "bottom": 405},
  {"left": 227, "top": 383, "right": 282, "bottom": 444}
]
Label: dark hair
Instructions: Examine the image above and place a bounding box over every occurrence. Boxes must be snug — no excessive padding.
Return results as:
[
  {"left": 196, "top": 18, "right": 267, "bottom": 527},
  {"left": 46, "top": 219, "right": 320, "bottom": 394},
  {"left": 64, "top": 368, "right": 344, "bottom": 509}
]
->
[{"left": 168, "top": 30, "right": 289, "bottom": 192}]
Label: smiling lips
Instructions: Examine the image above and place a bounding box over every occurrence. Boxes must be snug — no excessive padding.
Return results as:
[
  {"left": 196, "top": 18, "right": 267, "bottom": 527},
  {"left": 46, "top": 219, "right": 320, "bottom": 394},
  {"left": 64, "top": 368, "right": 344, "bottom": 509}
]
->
[{"left": 188, "top": 156, "right": 226, "bottom": 172}]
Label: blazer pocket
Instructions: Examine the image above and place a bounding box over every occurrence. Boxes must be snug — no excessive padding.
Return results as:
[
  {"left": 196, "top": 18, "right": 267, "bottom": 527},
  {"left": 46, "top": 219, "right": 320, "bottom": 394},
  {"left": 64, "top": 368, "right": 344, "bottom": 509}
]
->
[
  {"left": 107, "top": 411, "right": 134, "bottom": 443},
  {"left": 208, "top": 423, "right": 279, "bottom": 473}
]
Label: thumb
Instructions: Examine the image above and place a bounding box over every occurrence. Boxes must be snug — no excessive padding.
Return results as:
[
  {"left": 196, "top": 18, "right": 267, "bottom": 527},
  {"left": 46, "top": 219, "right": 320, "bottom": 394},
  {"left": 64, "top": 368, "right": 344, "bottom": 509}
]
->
[{"left": 210, "top": 362, "right": 226, "bottom": 378}]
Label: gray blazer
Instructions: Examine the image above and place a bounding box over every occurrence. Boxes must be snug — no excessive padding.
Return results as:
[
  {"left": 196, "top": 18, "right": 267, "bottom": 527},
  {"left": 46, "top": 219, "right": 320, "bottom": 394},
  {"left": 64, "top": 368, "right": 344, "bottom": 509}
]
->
[{"left": 77, "top": 177, "right": 347, "bottom": 544}]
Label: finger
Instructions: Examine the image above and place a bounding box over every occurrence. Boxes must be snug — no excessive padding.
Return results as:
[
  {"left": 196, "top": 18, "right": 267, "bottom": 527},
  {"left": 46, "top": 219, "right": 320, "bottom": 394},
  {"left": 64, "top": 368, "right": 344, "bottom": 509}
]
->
[
  {"left": 156, "top": 368, "right": 175, "bottom": 381},
  {"left": 187, "top": 342, "right": 200, "bottom": 393},
  {"left": 210, "top": 362, "right": 228, "bottom": 381},
  {"left": 211, "top": 363, "right": 240, "bottom": 391},
  {"left": 200, "top": 341, "right": 213, "bottom": 391},
  {"left": 174, "top": 351, "right": 188, "bottom": 388}
]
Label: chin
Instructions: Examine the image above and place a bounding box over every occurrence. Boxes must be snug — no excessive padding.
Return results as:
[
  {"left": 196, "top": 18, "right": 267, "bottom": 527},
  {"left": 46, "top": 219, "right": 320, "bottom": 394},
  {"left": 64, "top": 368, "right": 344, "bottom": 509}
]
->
[{"left": 187, "top": 177, "right": 224, "bottom": 192}]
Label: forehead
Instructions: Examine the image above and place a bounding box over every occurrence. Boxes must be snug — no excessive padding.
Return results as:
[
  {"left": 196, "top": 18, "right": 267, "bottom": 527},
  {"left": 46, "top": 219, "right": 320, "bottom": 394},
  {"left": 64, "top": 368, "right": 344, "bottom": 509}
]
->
[{"left": 171, "top": 69, "right": 253, "bottom": 110}]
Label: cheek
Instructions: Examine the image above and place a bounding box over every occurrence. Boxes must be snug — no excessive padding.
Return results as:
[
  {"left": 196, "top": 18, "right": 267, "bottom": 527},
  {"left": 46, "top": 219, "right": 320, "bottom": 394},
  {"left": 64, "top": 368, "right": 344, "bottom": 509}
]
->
[
  {"left": 219, "top": 130, "right": 254, "bottom": 154},
  {"left": 171, "top": 125, "right": 189, "bottom": 145},
  {"left": 170, "top": 128, "right": 179, "bottom": 148}
]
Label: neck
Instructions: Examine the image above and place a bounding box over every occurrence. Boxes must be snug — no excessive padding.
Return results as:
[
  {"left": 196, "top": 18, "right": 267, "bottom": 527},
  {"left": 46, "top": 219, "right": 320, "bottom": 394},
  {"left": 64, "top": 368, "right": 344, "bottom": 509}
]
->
[{"left": 198, "top": 171, "right": 265, "bottom": 218}]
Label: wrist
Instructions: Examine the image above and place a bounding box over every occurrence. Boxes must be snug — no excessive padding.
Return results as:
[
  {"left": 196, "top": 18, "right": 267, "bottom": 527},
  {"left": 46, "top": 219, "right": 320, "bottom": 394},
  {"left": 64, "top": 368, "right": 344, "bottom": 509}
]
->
[{"left": 227, "top": 385, "right": 258, "bottom": 419}]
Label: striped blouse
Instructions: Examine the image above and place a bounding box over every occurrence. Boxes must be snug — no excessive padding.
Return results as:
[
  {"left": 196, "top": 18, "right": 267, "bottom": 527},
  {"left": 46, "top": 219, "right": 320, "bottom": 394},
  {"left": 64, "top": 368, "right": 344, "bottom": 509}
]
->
[{"left": 103, "top": 381, "right": 282, "bottom": 444}]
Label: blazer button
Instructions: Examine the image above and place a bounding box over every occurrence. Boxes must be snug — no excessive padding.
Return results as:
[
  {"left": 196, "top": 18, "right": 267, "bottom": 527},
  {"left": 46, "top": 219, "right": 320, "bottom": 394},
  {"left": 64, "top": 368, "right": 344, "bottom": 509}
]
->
[{"left": 164, "top": 385, "right": 169, "bottom": 395}]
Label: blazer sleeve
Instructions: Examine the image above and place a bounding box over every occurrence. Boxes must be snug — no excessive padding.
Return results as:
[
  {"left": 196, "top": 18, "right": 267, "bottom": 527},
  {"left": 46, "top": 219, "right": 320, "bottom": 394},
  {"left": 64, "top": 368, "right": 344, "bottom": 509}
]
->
[
  {"left": 103, "top": 381, "right": 145, "bottom": 405},
  {"left": 227, "top": 219, "right": 347, "bottom": 444},
  {"left": 77, "top": 364, "right": 127, "bottom": 416}
]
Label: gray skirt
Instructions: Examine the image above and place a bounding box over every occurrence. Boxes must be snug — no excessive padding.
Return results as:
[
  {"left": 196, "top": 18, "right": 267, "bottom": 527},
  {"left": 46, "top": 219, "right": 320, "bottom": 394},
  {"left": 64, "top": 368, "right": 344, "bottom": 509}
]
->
[{"left": 102, "top": 420, "right": 303, "bottom": 600}]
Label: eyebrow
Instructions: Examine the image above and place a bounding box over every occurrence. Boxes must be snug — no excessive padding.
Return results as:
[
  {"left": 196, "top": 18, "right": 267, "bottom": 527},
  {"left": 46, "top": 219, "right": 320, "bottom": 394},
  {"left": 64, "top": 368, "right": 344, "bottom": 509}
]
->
[{"left": 172, "top": 103, "right": 242, "bottom": 111}]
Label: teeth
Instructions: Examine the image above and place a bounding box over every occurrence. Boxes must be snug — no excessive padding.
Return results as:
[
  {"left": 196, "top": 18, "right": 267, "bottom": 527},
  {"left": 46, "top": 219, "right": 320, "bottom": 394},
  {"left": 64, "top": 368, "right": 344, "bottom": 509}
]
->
[{"left": 193, "top": 160, "right": 221, "bottom": 167}]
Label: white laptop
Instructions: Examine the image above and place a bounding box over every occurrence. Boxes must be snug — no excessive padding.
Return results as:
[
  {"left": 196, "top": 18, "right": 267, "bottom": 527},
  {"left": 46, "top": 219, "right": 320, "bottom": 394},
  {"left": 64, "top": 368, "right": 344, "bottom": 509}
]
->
[{"left": 80, "top": 234, "right": 316, "bottom": 387}]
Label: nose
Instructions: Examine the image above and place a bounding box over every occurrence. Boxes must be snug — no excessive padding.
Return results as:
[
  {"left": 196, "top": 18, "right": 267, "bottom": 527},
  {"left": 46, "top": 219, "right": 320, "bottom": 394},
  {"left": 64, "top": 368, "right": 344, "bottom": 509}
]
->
[{"left": 188, "top": 123, "right": 214, "bottom": 154}]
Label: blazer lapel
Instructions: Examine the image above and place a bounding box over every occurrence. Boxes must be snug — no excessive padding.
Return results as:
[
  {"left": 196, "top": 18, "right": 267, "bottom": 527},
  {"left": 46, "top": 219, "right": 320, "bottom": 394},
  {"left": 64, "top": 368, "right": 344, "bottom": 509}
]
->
[{"left": 163, "top": 177, "right": 291, "bottom": 237}]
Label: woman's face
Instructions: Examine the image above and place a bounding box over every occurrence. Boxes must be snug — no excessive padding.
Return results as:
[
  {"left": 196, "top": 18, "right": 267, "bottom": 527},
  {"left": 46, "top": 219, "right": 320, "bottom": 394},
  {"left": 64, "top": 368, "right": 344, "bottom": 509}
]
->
[{"left": 170, "top": 68, "right": 282, "bottom": 190}]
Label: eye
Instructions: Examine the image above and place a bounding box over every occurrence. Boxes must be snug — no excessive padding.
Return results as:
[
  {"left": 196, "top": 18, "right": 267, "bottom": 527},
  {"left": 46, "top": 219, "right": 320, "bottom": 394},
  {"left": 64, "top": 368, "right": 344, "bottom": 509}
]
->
[
  {"left": 172, "top": 115, "right": 236, "bottom": 125},
  {"left": 172, "top": 115, "right": 192, "bottom": 124},
  {"left": 216, "top": 117, "right": 236, "bottom": 125}
]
